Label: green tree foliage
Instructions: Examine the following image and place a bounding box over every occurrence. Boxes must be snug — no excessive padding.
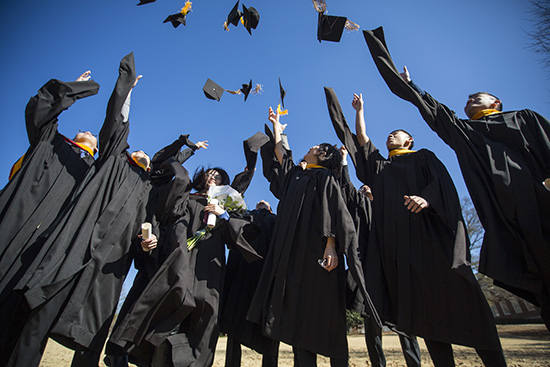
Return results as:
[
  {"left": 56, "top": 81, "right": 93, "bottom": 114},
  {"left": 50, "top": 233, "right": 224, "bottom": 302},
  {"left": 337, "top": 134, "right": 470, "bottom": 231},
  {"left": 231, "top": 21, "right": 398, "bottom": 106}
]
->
[{"left": 346, "top": 309, "right": 364, "bottom": 333}]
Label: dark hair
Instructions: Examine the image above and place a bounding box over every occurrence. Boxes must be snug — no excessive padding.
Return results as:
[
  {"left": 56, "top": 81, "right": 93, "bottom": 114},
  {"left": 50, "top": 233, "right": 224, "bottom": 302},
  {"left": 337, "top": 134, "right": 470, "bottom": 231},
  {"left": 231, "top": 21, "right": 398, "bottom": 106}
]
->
[
  {"left": 191, "top": 166, "right": 230, "bottom": 192},
  {"left": 468, "top": 92, "right": 503, "bottom": 111},
  {"left": 316, "top": 143, "right": 343, "bottom": 175},
  {"left": 389, "top": 129, "right": 414, "bottom": 150}
]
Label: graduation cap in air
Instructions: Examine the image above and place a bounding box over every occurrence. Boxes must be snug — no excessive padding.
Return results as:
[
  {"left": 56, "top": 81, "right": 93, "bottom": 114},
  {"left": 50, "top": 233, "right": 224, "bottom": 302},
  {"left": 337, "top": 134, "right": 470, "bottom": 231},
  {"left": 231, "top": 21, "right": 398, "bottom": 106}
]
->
[
  {"left": 203, "top": 78, "right": 261, "bottom": 102},
  {"left": 224, "top": 1, "right": 259, "bottom": 35},
  {"left": 203, "top": 78, "right": 225, "bottom": 101},
  {"left": 317, "top": 13, "right": 347, "bottom": 42},
  {"left": 242, "top": 5, "right": 260, "bottom": 35},
  {"left": 164, "top": 1, "right": 192, "bottom": 28},
  {"left": 224, "top": 0, "right": 243, "bottom": 29},
  {"left": 313, "top": 0, "right": 360, "bottom": 42},
  {"left": 241, "top": 80, "right": 253, "bottom": 101},
  {"left": 278, "top": 78, "right": 287, "bottom": 109},
  {"left": 137, "top": 0, "right": 156, "bottom": 5}
]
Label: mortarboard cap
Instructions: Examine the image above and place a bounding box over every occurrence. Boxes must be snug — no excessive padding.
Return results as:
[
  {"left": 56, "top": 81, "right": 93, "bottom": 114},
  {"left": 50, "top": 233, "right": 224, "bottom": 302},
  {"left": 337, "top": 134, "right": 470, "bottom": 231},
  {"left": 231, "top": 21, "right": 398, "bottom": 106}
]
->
[
  {"left": 137, "top": 0, "right": 156, "bottom": 5},
  {"left": 241, "top": 79, "right": 252, "bottom": 102},
  {"left": 164, "top": 1, "right": 192, "bottom": 28},
  {"left": 226, "top": 1, "right": 243, "bottom": 28},
  {"left": 278, "top": 77, "right": 286, "bottom": 109},
  {"left": 164, "top": 13, "right": 187, "bottom": 28},
  {"left": 203, "top": 78, "right": 224, "bottom": 101},
  {"left": 317, "top": 13, "right": 347, "bottom": 42},
  {"left": 242, "top": 5, "right": 260, "bottom": 35}
]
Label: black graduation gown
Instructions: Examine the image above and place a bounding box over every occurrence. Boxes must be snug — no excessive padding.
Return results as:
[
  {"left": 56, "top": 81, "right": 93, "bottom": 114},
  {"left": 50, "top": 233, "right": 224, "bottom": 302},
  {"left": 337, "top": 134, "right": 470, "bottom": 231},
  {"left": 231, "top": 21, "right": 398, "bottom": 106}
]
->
[
  {"left": 109, "top": 193, "right": 261, "bottom": 367},
  {"left": 260, "top": 124, "right": 293, "bottom": 200},
  {"left": 106, "top": 136, "right": 195, "bottom": 357},
  {"left": 219, "top": 208, "right": 278, "bottom": 355},
  {"left": 363, "top": 26, "right": 550, "bottom": 308},
  {"left": 323, "top": 87, "right": 388, "bottom": 318},
  {"left": 248, "top": 153, "right": 358, "bottom": 360},
  {"left": 337, "top": 166, "right": 377, "bottom": 316},
  {"left": 12, "top": 53, "right": 151, "bottom": 354},
  {"left": 0, "top": 78, "right": 99, "bottom": 303},
  {"left": 361, "top": 141, "right": 501, "bottom": 350},
  {"left": 134, "top": 135, "right": 198, "bottom": 284}
]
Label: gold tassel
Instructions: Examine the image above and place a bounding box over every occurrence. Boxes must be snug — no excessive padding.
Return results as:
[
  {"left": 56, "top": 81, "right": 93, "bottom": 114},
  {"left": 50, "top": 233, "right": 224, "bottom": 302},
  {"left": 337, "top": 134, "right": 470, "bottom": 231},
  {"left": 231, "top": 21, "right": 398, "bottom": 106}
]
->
[
  {"left": 225, "top": 89, "right": 242, "bottom": 95},
  {"left": 180, "top": 0, "right": 192, "bottom": 15},
  {"left": 312, "top": 0, "right": 327, "bottom": 13},
  {"left": 277, "top": 104, "right": 288, "bottom": 116},
  {"left": 252, "top": 84, "right": 263, "bottom": 94},
  {"left": 345, "top": 19, "right": 360, "bottom": 32}
]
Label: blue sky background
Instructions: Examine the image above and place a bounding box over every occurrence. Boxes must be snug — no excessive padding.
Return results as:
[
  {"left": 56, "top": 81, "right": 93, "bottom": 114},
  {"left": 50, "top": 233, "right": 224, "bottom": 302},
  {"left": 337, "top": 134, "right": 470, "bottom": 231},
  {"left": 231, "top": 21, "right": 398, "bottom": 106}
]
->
[{"left": 1, "top": 1, "right": 548, "bottom": 281}]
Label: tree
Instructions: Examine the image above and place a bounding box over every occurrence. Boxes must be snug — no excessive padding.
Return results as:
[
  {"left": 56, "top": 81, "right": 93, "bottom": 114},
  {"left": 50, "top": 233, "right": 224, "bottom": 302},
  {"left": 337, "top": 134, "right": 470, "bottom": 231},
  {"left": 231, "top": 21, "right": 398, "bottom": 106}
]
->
[
  {"left": 527, "top": 0, "right": 550, "bottom": 70},
  {"left": 346, "top": 309, "right": 364, "bottom": 334},
  {"left": 461, "top": 196, "right": 484, "bottom": 271}
]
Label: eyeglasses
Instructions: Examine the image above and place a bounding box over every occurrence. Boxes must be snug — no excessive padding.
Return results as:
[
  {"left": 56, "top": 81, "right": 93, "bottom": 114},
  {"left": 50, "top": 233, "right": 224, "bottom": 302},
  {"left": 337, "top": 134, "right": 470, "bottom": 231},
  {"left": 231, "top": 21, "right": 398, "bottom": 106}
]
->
[{"left": 207, "top": 171, "right": 222, "bottom": 181}]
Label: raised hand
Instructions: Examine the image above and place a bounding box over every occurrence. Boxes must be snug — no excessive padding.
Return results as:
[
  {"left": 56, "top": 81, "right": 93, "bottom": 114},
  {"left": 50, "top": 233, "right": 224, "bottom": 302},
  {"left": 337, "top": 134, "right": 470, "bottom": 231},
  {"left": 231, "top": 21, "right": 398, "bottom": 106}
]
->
[
  {"left": 76, "top": 70, "right": 91, "bottom": 82},
  {"left": 195, "top": 140, "right": 209, "bottom": 150},
  {"left": 399, "top": 66, "right": 411, "bottom": 82},
  {"left": 352, "top": 93, "right": 363, "bottom": 111}
]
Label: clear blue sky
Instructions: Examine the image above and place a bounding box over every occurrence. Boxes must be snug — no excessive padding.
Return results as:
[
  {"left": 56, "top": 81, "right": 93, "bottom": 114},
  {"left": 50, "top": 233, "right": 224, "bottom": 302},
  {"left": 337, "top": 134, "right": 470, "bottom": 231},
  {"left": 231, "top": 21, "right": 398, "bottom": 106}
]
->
[{"left": 1, "top": 0, "right": 548, "bottom": 217}]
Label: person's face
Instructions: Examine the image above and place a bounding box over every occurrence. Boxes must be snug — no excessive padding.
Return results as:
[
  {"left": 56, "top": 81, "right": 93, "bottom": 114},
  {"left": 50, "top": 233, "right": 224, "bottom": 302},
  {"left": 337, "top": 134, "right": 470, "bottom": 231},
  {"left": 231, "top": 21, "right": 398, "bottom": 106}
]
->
[
  {"left": 386, "top": 131, "right": 412, "bottom": 151},
  {"left": 464, "top": 93, "right": 500, "bottom": 118},
  {"left": 131, "top": 150, "right": 151, "bottom": 171},
  {"left": 73, "top": 131, "right": 98, "bottom": 153},
  {"left": 303, "top": 145, "right": 322, "bottom": 164},
  {"left": 206, "top": 169, "right": 223, "bottom": 187}
]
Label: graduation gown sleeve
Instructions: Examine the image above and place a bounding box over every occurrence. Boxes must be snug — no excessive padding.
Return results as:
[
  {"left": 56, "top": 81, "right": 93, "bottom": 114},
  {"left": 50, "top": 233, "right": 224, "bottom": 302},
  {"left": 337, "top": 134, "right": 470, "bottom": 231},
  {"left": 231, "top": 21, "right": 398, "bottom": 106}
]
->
[{"left": 25, "top": 79, "right": 100, "bottom": 147}]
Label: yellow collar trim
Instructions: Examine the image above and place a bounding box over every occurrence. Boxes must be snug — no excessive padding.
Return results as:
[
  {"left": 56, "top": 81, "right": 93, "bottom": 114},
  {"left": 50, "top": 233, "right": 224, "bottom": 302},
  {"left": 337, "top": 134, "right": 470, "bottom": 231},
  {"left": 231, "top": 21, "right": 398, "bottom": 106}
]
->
[
  {"left": 131, "top": 156, "right": 149, "bottom": 171},
  {"left": 471, "top": 109, "right": 501, "bottom": 120},
  {"left": 9, "top": 154, "right": 25, "bottom": 180},
  {"left": 77, "top": 143, "right": 95, "bottom": 157},
  {"left": 388, "top": 149, "right": 416, "bottom": 158},
  {"left": 305, "top": 164, "right": 327, "bottom": 169}
]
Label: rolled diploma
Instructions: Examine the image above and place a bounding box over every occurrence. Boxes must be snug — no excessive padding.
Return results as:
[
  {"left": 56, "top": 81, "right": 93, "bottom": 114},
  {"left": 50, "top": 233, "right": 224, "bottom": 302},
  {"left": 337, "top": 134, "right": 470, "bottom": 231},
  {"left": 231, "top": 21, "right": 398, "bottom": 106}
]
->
[
  {"left": 141, "top": 222, "right": 152, "bottom": 252},
  {"left": 207, "top": 199, "right": 219, "bottom": 228}
]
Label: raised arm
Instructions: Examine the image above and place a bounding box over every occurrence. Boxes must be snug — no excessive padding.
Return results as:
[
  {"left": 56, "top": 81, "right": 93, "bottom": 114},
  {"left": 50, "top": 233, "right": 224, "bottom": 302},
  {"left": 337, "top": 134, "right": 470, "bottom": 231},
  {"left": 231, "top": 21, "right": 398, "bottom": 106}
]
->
[
  {"left": 352, "top": 93, "right": 369, "bottom": 147},
  {"left": 97, "top": 53, "right": 137, "bottom": 161},
  {"left": 25, "top": 71, "right": 100, "bottom": 146},
  {"left": 268, "top": 106, "right": 286, "bottom": 165}
]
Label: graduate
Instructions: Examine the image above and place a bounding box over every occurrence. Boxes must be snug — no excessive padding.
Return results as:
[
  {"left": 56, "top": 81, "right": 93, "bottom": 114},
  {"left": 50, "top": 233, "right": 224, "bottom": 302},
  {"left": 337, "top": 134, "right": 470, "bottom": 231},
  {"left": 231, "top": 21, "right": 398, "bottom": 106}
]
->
[
  {"left": 0, "top": 70, "right": 100, "bottom": 363},
  {"left": 4, "top": 52, "right": 153, "bottom": 367},
  {"left": 220, "top": 200, "right": 280, "bottom": 367},
  {"left": 104, "top": 135, "right": 208, "bottom": 367},
  {"left": 324, "top": 89, "right": 422, "bottom": 367},
  {"left": 349, "top": 91, "right": 506, "bottom": 367},
  {"left": 248, "top": 106, "right": 376, "bottom": 367},
  {"left": 338, "top": 146, "right": 421, "bottom": 367},
  {"left": 108, "top": 139, "right": 263, "bottom": 367},
  {"left": 363, "top": 26, "right": 550, "bottom": 331}
]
